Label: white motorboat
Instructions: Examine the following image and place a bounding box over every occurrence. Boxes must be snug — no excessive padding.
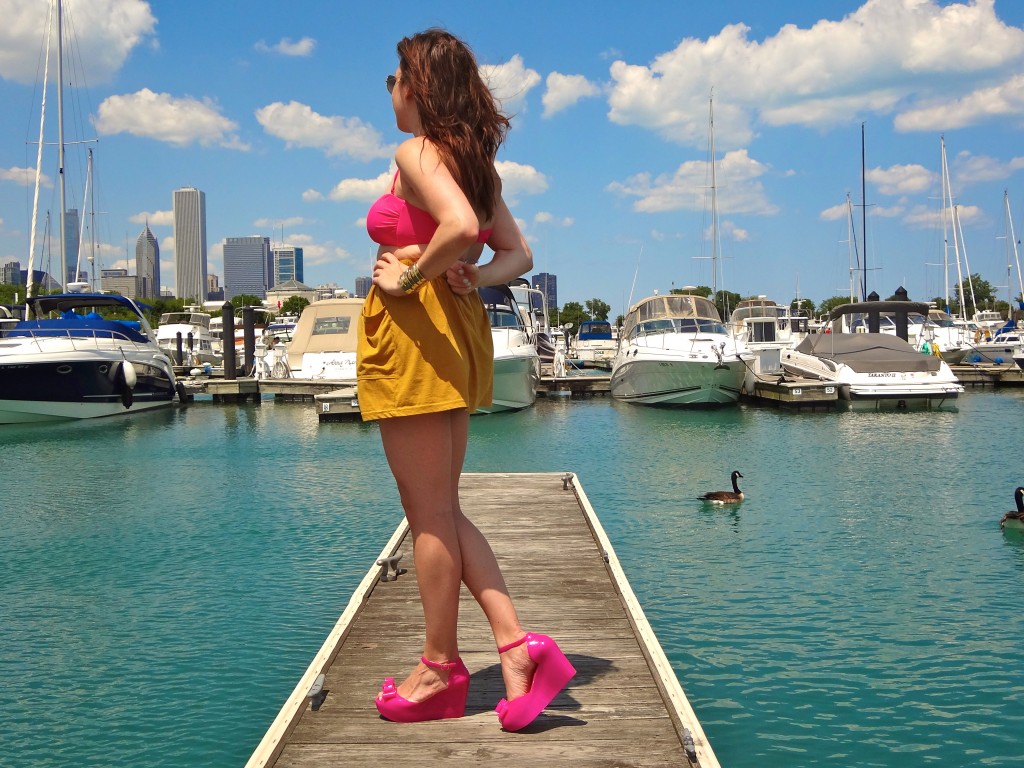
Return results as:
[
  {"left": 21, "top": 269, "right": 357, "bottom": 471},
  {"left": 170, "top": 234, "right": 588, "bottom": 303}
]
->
[
  {"left": 611, "top": 293, "right": 753, "bottom": 407},
  {"left": 0, "top": 292, "right": 180, "bottom": 423},
  {"left": 728, "top": 298, "right": 809, "bottom": 395},
  {"left": 781, "top": 301, "right": 963, "bottom": 408},
  {"left": 478, "top": 285, "right": 540, "bottom": 413},
  {"left": 508, "top": 278, "right": 558, "bottom": 364},
  {"left": 569, "top": 320, "right": 617, "bottom": 368},
  {"left": 959, "top": 329, "right": 1023, "bottom": 365},
  {"left": 156, "top": 308, "right": 221, "bottom": 365},
  {"left": 275, "top": 298, "right": 363, "bottom": 380}
]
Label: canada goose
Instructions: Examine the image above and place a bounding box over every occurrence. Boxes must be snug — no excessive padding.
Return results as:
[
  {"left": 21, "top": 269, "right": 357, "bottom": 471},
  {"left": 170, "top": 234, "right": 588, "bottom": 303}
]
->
[
  {"left": 699, "top": 470, "right": 744, "bottom": 504},
  {"left": 999, "top": 487, "right": 1024, "bottom": 530}
]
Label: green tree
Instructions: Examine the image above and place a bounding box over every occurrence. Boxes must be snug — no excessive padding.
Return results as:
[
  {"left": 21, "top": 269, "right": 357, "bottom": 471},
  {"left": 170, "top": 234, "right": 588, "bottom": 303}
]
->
[
  {"left": 280, "top": 295, "right": 310, "bottom": 316},
  {"left": 671, "top": 285, "right": 712, "bottom": 297},
  {"left": 818, "top": 295, "right": 855, "bottom": 316},
  {"left": 558, "top": 301, "right": 590, "bottom": 330},
  {"left": 790, "top": 298, "right": 816, "bottom": 316},
  {"left": 713, "top": 290, "right": 741, "bottom": 319},
  {"left": 955, "top": 273, "right": 996, "bottom": 318},
  {"left": 231, "top": 294, "right": 265, "bottom": 309},
  {"left": 584, "top": 298, "right": 611, "bottom": 321}
]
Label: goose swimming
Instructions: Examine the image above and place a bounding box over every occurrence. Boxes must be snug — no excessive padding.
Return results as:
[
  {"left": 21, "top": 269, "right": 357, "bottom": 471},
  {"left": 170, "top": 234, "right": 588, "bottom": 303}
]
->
[
  {"left": 699, "top": 470, "right": 744, "bottom": 505},
  {"left": 999, "top": 487, "right": 1024, "bottom": 530}
]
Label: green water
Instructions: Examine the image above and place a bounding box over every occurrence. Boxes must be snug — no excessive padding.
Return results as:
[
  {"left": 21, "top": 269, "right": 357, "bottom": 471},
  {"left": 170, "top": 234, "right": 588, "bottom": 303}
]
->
[{"left": 2, "top": 391, "right": 1022, "bottom": 766}]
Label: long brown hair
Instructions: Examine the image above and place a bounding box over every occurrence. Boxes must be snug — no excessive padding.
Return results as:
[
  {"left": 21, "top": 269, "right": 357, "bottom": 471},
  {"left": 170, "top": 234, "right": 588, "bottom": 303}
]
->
[{"left": 397, "top": 29, "right": 510, "bottom": 220}]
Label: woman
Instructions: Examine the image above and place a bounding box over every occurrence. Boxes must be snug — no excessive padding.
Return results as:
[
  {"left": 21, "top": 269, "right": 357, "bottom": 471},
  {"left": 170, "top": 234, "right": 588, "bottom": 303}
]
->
[{"left": 358, "top": 29, "right": 575, "bottom": 730}]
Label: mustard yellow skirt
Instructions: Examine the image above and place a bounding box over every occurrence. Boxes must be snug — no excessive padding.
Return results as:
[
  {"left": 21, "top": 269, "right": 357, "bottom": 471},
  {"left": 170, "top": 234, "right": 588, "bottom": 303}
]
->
[{"left": 357, "top": 276, "right": 493, "bottom": 420}]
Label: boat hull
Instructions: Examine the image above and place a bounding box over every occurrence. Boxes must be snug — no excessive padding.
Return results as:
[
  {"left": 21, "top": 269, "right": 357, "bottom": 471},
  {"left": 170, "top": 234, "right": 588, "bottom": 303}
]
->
[
  {"left": 478, "top": 352, "right": 539, "bottom": 414},
  {"left": 0, "top": 353, "right": 176, "bottom": 423},
  {"left": 611, "top": 356, "right": 747, "bottom": 407}
]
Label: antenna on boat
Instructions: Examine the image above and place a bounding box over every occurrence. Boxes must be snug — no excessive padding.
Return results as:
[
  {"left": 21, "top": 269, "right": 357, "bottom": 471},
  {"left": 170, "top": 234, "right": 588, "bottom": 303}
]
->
[{"left": 626, "top": 242, "right": 643, "bottom": 313}]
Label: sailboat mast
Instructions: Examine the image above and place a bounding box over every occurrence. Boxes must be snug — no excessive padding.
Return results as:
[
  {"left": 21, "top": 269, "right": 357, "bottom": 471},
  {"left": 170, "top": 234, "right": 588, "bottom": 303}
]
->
[
  {"left": 709, "top": 95, "right": 718, "bottom": 299},
  {"left": 56, "top": 0, "right": 68, "bottom": 292},
  {"left": 1005, "top": 191, "right": 1023, "bottom": 313},
  {"left": 88, "top": 147, "right": 96, "bottom": 290},
  {"left": 26, "top": 2, "right": 54, "bottom": 300},
  {"left": 861, "top": 123, "right": 867, "bottom": 301}
]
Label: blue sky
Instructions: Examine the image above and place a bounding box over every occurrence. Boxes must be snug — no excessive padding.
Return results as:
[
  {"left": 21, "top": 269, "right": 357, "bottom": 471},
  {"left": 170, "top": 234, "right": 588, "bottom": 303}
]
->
[{"left": 2, "top": 0, "right": 1024, "bottom": 315}]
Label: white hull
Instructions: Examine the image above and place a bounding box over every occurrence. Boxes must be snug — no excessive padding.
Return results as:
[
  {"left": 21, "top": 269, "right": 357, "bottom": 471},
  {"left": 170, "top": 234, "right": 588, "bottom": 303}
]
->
[
  {"left": 479, "top": 346, "right": 539, "bottom": 414},
  {"left": 611, "top": 354, "right": 747, "bottom": 406},
  {"left": 0, "top": 395, "right": 172, "bottom": 423}
]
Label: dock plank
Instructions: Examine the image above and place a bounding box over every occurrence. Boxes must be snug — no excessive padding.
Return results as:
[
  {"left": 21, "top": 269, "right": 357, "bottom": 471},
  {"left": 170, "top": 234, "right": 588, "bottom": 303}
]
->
[{"left": 248, "top": 472, "right": 718, "bottom": 768}]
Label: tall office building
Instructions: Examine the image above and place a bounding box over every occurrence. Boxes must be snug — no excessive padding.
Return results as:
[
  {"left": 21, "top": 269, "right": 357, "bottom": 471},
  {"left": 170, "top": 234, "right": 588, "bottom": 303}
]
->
[
  {"left": 64, "top": 208, "right": 81, "bottom": 285},
  {"left": 173, "top": 187, "right": 208, "bottom": 301},
  {"left": 135, "top": 223, "right": 160, "bottom": 298},
  {"left": 272, "top": 245, "right": 304, "bottom": 287},
  {"left": 354, "top": 276, "right": 372, "bottom": 298},
  {"left": 2, "top": 260, "right": 23, "bottom": 285},
  {"left": 223, "top": 236, "right": 271, "bottom": 300},
  {"left": 532, "top": 272, "right": 558, "bottom": 312}
]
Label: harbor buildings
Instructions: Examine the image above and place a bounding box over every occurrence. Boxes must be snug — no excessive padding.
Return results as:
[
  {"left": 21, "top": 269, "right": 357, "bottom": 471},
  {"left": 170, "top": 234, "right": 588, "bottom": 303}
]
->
[
  {"left": 223, "top": 236, "right": 272, "bottom": 300},
  {"left": 136, "top": 224, "right": 160, "bottom": 298}
]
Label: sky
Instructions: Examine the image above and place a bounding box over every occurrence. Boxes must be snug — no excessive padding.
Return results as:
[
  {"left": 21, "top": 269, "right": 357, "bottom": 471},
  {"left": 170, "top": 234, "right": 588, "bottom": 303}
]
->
[{"left": 2, "top": 0, "right": 1024, "bottom": 316}]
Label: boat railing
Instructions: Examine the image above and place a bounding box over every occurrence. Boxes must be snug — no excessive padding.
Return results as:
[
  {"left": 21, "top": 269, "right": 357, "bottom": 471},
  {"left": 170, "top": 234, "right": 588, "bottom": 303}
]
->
[{"left": 6, "top": 326, "right": 156, "bottom": 350}]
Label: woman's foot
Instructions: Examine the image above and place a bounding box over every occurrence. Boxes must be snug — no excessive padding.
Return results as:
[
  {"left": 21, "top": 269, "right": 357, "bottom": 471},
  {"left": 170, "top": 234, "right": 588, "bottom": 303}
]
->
[
  {"left": 377, "top": 659, "right": 451, "bottom": 704},
  {"left": 375, "top": 657, "right": 470, "bottom": 723},
  {"left": 498, "top": 634, "right": 537, "bottom": 701}
]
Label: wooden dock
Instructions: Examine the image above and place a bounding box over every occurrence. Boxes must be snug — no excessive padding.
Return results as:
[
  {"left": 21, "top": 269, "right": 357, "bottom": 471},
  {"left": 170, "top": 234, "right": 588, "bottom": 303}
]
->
[{"left": 245, "top": 473, "right": 719, "bottom": 768}]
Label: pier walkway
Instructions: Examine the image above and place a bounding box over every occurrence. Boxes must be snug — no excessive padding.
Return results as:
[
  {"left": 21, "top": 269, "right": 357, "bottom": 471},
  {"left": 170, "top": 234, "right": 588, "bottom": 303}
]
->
[{"left": 246, "top": 472, "right": 718, "bottom": 768}]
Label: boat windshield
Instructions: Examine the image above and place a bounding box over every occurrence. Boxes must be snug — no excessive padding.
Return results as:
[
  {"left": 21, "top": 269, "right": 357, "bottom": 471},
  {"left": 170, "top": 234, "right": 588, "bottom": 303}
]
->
[{"left": 623, "top": 294, "right": 722, "bottom": 337}]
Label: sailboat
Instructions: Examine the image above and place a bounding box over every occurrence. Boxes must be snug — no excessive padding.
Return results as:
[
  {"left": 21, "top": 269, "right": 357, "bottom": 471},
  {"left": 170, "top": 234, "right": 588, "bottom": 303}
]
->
[
  {"left": 0, "top": 0, "right": 180, "bottom": 423},
  {"left": 610, "top": 96, "right": 753, "bottom": 407}
]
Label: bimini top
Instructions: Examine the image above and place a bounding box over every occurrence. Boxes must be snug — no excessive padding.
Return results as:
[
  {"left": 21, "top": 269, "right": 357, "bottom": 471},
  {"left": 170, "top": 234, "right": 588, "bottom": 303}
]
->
[
  {"left": 577, "top": 320, "right": 613, "bottom": 340},
  {"left": 27, "top": 292, "right": 148, "bottom": 318}
]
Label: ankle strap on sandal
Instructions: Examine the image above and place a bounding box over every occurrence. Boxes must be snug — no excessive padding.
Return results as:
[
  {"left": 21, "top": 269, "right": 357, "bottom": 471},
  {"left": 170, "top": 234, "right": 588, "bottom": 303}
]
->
[
  {"left": 420, "top": 656, "right": 460, "bottom": 671},
  {"left": 496, "top": 634, "right": 529, "bottom": 654}
]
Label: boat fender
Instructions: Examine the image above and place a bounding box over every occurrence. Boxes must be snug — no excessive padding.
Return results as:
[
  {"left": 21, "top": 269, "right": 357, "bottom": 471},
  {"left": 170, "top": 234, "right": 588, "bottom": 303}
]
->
[
  {"left": 920, "top": 341, "right": 931, "bottom": 355},
  {"left": 176, "top": 381, "right": 188, "bottom": 403},
  {"left": 116, "top": 362, "right": 135, "bottom": 409},
  {"left": 122, "top": 360, "right": 137, "bottom": 389}
]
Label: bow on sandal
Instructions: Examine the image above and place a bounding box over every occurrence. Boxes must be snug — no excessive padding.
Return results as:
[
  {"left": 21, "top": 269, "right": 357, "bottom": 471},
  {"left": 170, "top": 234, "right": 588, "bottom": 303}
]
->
[
  {"left": 375, "top": 657, "right": 470, "bottom": 723},
  {"left": 495, "top": 633, "right": 576, "bottom": 731}
]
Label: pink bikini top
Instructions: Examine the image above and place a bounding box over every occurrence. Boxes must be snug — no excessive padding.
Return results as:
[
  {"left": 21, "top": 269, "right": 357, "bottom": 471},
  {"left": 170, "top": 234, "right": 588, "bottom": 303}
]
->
[{"left": 366, "top": 171, "right": 492, "bottom": 246}]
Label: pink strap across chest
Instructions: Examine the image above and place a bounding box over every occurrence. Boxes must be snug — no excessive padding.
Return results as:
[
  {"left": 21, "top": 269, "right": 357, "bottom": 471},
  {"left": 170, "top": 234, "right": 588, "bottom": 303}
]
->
[{"left": 366, "top": 171, "right": 492, "bottom": 246}]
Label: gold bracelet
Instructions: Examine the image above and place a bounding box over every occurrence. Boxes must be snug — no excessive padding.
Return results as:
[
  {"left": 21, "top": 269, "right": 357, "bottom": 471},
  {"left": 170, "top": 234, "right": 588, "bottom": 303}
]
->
[{"left": 399, "top": 263, "right": 427, "bottom": 294}]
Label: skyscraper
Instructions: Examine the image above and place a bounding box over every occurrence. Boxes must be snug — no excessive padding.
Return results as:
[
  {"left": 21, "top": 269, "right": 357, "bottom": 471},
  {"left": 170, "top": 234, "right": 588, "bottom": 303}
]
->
[
  {"left": 532, "top": 272, "right": 558, "bottom": 312},
  {"left": 173, "top": 187, "right": 208, "bottom": 301},
  {"left": 272, "top": 245, "right": 304, "bottom": 287},
  {"left": 354, "top": 276, "right": 372, "bottom": 298},
  {"left": 136, "top": 223, "right": 160, "bottom": 298},
  {"left": 223, "top": 236, "right": 271, "bottom": 300},
  {"left": 64, "top": 208, "right": 80, "bottom": 285}
]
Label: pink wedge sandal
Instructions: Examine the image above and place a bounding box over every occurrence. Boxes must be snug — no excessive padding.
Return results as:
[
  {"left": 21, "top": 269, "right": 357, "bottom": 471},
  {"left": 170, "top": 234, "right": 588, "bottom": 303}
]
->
[
  {"left": 375, "top": 657, "right": 470, "bottom": 723},
  {"left": 495, "top": 633, "right": 576, "bottom": 731}
]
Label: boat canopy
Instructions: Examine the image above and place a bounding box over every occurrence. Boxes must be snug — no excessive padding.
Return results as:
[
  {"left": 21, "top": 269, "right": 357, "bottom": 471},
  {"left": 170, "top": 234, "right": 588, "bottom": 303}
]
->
[
  {"left": 286, "top": 298, "right": 363, "bottom": 368},
  {"left": 796, "top": 333, "right": 941, "bottom": 373},
  {"left": 730, "top": 299, "right": 787, "bottom": 322},
  {"left": 623, "top": 295, "right": 721, "bottom": 337},
  {"left": 27, "top": 292, "right": 147, "bottom": 318},
  {"left": 577, "top": 320, "right": 612, "bottom": 339}
]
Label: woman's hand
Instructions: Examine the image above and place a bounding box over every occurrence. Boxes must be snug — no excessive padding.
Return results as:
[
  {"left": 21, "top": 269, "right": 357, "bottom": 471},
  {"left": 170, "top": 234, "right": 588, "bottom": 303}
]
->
[
  {"left": 447, "top": 261, "right": 480, "bottom": 295},
  {"left": 372, "top": 251, "right": 409, "bottom": 297}
]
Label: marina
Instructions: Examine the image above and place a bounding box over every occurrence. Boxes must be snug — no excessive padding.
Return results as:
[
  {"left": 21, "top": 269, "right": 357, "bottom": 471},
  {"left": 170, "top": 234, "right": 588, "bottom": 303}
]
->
[{"left": 247, "top": 472, "right": 717, "bottom": 767}]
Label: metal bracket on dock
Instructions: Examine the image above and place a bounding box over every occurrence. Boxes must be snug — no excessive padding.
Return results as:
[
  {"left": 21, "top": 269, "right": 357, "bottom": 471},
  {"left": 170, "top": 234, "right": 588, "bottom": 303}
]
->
[
  {"left": 307, "top": 673, "right": 328, "bottom": 711},
  {"left": 562, "top": 473, "right": 575, "bottom": 490},
  {"left": 376, "top": 553, "right": 407, "bottom": 582}
]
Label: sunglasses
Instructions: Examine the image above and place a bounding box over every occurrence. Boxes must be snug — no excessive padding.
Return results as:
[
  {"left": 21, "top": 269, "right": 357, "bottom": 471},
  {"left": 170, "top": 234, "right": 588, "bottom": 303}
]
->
[{"left": 386, "top": 75, "right": 397, "bottom": 94}]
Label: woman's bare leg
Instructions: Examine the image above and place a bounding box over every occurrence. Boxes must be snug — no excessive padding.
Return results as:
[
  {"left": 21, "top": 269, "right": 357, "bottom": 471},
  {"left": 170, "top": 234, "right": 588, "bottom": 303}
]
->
[
  {"left": 446, "top": 409, "right": 536, "bottom": 700},
  {"left": 377, "top": 411, "right": 463, "bottom": 702}
]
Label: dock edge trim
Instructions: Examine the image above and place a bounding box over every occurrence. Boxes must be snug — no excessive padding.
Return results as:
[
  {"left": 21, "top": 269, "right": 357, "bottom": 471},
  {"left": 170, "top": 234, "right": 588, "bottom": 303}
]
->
[
  {"left": 244, "top": 518, "right": 411, "bottom": 768},
  {"left": 570, "top": 473, "right": 722, "bottom": 768}
]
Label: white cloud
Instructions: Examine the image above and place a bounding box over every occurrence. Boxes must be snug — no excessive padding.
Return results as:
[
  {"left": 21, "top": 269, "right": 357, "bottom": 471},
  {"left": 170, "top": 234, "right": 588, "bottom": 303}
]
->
[
  {"left": 495, "top": 160, "right": 548, "bottom": 203},
  {"left": 481, "top": 55, "right": 542, "bottom": 115},
  {"left": 950, "top": 150, "right": 1024, "bottom": 185},
  {"left": 866, "top": 163, "right": 937, "bottom": 196},
  {"left": 321, "top": 169, "right": 394, "bottom": 203},
  {"left": 256, "top": 101, "right": 394, "bottom": 161},
  {"left": 904, "top": 203, "right": 983, "bottom": 228},
  {"left": 0, "top": 0, "right": 156, "bottom": 84},
  {"left": 820, "top": 202, "right": 849, "bottom": 222},
  {"left": 1, "top": 166, "right": 50, "bottom": 187},
  {"left": 129, "top": 209, "right": 174, "bottom": 226},
  {"left": 534, "top": 211, "right": 574, "bottom": 227},
  {"left": 607, "top": 149, "right": 777, "bottom": 215},
  {"left": 94, "top": 89, "right": 248, "bottom": 149},
  {"left": 605, "top": 0, "right": 1024, "bottom": 148},
  {"left": 542, "top": 72, "right": 602, "bottom": 118},
  {"left": 254, "top": 36, "right": 316, "bottom": 57},
  {"left": 718, "top": 220, "right": 749, "bottom": 242}
]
